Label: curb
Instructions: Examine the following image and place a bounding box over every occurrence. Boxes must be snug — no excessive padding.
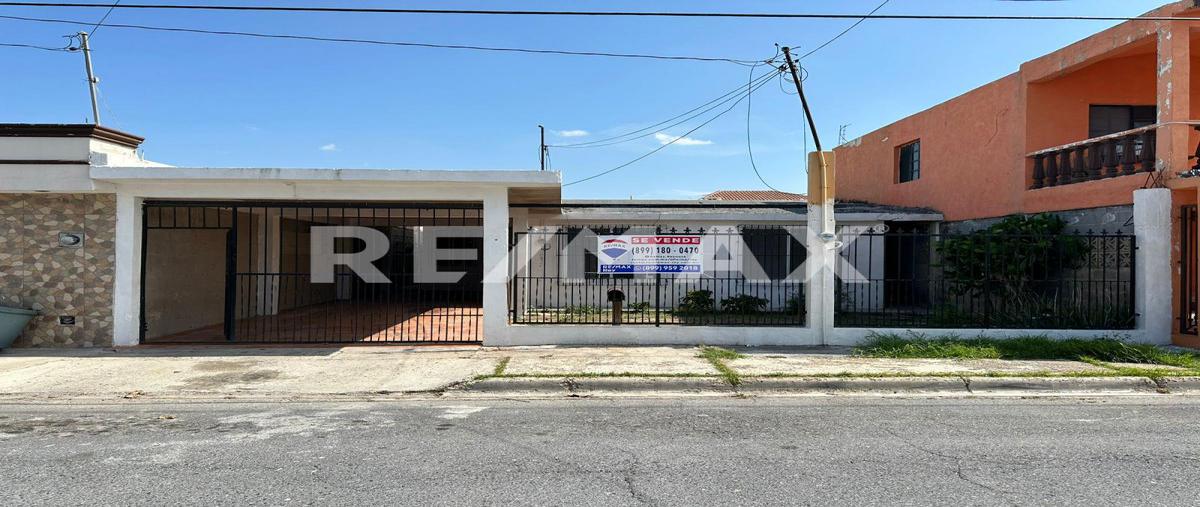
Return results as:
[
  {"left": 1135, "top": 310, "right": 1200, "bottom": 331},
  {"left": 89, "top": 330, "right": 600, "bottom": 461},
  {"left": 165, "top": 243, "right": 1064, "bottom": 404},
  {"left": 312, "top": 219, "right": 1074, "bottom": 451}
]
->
[
  {"left": 455, "top": 376, "right": 1200, "bottom": 397},
  {"left": 458, "top": 377, "right": 732, "bottom": 396},
  {"left": 736, "top": 377, "right": 967, "bottom": 395},
  {"left": 1157, "top": 377, "right": 1200, "bottom": 393},
  {"left": 965, "top": 376, "right": 1160, "bottom": 394}
]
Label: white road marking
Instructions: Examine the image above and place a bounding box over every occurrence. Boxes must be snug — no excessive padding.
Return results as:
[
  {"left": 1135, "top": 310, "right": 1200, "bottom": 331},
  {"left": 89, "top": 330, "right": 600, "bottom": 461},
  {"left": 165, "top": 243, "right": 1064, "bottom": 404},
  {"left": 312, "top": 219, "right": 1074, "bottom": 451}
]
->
[{"left": 437, "top": 406, "right": 488, "bottom": 419}]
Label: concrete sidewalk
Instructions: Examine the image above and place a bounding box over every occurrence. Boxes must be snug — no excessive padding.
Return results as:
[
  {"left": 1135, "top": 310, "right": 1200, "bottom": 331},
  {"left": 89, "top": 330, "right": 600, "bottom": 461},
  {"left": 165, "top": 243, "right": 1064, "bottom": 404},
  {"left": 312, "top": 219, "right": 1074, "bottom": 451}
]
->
[{"left": 0, "top": 345, "right": 1195, "bottom": 402}]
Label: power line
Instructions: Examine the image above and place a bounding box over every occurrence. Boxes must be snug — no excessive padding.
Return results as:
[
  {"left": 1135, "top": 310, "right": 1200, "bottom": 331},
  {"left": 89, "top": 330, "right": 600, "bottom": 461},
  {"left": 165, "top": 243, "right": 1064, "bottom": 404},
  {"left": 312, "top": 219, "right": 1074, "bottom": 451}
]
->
[
  {"left": 745, "top": 56, "right": 783, "bottom": 192},
  {"left": 0, "top": 13, "right": 761, "bottom": 64},
  {"left": 88, "top": 0, "right": 119, "bottom": 36},
  {"left": 564, "top": 68, "right": 782, "bottom": 187},
  {"left": 0, "top": 40, "right": 71, "bottom": 51},
  {"left": 0, "top": 3, "right": 1192, "bottom": 21},
  {"left": 796, "top": 0, "right": 890, "bottom": 60},
  {"left": 551, "top": 66, "right": 782, "bottom": 149}
]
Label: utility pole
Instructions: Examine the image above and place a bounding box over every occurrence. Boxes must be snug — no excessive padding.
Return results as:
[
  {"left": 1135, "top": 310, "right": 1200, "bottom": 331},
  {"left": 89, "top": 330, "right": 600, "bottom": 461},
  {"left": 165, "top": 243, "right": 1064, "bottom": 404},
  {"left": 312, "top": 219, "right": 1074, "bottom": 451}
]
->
[
  {"left": 782, "top": 45, "right": 837, "bottom": 347},
  {"left": 538, "top": 125, "right": 546, "bottom": 171},
  {"left": 781, "top": 46, "right": 833, "bottom": 241},
  {"left": 78, "top": 31, "right": 101, "bottom": 125}
]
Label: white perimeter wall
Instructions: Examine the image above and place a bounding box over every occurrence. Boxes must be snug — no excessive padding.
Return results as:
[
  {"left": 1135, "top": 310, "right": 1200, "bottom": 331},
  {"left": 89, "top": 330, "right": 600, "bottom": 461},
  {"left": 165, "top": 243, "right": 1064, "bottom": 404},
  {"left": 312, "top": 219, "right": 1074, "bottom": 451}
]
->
[{"left": 98, "top": 177, "right": 1170, "bottom": 347}]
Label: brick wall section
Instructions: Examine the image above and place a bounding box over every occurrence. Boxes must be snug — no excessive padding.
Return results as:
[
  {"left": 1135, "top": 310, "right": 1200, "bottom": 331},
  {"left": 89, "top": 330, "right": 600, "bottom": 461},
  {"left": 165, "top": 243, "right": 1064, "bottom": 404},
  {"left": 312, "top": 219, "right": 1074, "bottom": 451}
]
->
[{"left": 0, "top": 194, "right": 116, "bottom": 347}]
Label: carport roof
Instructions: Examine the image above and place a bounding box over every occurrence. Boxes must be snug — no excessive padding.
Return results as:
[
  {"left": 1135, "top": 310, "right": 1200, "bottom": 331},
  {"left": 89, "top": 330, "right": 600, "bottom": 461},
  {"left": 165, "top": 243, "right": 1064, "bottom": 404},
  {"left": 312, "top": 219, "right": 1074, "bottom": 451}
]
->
[
  {"left": 518, "top": 199, "right": 943, "bottom": 222},
  {"left": 91, "top": 166, "right": 560, "bottom": 186}
]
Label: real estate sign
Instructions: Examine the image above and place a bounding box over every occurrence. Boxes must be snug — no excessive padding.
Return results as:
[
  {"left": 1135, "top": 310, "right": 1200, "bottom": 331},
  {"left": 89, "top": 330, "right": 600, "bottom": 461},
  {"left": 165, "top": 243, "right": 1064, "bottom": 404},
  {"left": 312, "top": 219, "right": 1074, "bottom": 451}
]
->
[{"left": 596, "top": 235, "right": 704, "bottom": 273}]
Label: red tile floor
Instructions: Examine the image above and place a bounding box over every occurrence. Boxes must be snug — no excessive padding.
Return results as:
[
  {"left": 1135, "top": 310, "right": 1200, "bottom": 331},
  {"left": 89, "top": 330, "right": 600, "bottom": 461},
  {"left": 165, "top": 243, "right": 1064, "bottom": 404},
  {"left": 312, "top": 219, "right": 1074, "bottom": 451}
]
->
[{"left": 148, "top": 301, "right": 482, "bottom": 344}]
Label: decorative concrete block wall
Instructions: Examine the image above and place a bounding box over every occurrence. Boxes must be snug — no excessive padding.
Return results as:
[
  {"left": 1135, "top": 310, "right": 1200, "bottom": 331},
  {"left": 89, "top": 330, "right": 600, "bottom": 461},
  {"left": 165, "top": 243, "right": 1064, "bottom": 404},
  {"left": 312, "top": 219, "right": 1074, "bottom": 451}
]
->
[{"left": 0, "top": 193, "right": 116, "bottom": 347}]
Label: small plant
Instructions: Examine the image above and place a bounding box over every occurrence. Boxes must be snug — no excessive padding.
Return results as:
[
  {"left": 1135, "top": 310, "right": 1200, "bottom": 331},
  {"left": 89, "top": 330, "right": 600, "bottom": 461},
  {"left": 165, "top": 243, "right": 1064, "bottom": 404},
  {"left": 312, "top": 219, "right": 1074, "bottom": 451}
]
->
[
  {"left": 628, "top": 301, "right": 651, "bottom": 312},
  {"left": 677, "top": 290, "right": 715, "bottom": 314},
  {"left": 722, "top": 294, "right": 768, "bottom": 315},
  {"left": 563, "top": 305, "right": 602, "bottom": 315},
  {"left": 785, "top": 295, "right": 804, "bottom": 315}
]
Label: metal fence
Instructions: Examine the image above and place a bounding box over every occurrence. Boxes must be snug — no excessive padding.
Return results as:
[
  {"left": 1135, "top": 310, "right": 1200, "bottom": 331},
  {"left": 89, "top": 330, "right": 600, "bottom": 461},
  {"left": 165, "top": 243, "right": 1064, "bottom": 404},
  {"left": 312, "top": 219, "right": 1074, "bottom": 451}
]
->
[
  {"left": 142, "top": 202, "right": 484, "bottom": 344},
  {"left": 834, "top": 227, "right": 1136, "bottom": 329},
  {"left": 509, "top": 225, "right": 807, "bottom": 326}
]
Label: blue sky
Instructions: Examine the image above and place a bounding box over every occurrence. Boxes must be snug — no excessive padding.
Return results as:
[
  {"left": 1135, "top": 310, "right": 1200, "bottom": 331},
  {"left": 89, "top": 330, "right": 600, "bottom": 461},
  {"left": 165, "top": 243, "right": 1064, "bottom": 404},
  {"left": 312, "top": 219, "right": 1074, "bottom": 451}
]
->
[{"left": 0, "top": 0, "right": 1169, "bottom": 198}]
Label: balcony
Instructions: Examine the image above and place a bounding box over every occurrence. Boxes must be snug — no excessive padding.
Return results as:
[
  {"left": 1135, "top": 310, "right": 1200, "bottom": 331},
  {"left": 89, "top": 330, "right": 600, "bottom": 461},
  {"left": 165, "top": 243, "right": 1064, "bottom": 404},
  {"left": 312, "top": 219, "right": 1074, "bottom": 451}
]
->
[
  {"left": 1027, "top": 122, "right": 1200, "bottom": 189},
  {"left": 1027, "top": 125, "right": 1158, "bottom": 189}
]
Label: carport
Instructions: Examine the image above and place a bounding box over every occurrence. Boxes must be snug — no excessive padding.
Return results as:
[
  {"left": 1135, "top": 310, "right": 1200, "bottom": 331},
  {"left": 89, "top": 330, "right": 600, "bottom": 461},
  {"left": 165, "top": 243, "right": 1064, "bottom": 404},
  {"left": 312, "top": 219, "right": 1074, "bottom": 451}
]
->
[
  {"left": 141, "top": 201, "right": 485, "bottom": 344},
  {"left": 89, "top": 166, "right": 559, "bottom": 346}
]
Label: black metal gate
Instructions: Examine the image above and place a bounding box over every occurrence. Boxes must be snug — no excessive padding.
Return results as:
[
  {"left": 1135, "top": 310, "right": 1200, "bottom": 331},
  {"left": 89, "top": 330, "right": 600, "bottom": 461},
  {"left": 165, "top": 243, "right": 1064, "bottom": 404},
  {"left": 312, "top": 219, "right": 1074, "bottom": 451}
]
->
[
  {"left": 141, "top": 201, "right": 483, "bottom": 344},
  {"left": 1182, "top": 205, "right": 1198, "bottom": 335}
]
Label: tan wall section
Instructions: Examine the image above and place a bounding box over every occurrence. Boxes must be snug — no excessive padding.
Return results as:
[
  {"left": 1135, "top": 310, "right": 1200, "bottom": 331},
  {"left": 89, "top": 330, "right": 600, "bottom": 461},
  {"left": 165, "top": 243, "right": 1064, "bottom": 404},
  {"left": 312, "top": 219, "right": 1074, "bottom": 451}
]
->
[
  {"left": 143, "top": 229, "right": 227, "bottom": 339},
  {"left": 837, "top": 74, "right": 1026, "bottom": 221},
  {"left": 837, "top": 39, "right": 1200, "bottom": 221},
  {"left": 0, "top": 193, "right": 116, "bottom": 347}
]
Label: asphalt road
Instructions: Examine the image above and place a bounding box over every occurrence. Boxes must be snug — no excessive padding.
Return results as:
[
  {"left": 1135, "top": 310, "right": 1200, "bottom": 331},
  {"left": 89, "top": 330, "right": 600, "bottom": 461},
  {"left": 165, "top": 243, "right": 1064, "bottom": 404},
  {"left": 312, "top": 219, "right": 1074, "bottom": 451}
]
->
[{"left": 2, "top": 396, "right": 1199, "bottom": 505}]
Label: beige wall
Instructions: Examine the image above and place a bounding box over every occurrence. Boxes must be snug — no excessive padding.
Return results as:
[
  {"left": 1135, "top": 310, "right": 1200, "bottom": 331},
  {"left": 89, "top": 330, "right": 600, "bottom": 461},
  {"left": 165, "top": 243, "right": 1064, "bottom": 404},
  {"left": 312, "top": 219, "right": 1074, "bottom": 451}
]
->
[
  {"left": 143, "top": 228, "right": 228, "bottom": 339},
  {"left": 0, "top": 193, "right": 116, "bottom": 347}
]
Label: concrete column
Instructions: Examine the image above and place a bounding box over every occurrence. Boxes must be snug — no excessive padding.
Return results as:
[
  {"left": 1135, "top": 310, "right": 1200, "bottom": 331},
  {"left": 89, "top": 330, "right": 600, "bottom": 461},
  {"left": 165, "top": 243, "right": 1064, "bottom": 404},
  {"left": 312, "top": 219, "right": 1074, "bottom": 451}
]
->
[
  {"left": 1156, "top": 22, "right": 1191, "bottom": 174},
  {"left": 481, "top": 189, "right": 510, "bottom": 344},
  {"left": 1134, "top": 188, "right": 1173, "bottom": 345},
  {"left": 806, "top": 151, "right": 837, "bottom": 345},
  {"left": 805, "top": 204, "right": 836, "bottom": 345},
  {"left": 111, "top": 192, "right": 142, "bottom": 346}
]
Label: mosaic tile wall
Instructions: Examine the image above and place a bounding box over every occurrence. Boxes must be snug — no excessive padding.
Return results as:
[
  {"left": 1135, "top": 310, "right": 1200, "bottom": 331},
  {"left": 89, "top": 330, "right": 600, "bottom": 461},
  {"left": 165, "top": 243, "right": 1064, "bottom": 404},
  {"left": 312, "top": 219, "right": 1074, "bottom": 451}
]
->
[{"left": 0, "top": 193, "right": 116, "bottom": 347}]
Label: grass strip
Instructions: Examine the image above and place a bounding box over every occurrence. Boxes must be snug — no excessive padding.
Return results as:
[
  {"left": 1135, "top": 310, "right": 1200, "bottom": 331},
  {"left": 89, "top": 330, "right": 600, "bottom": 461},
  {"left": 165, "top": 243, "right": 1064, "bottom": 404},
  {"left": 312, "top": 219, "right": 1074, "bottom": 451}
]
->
[
  {"left": 493, "top": 356, "right": 511, "bottom": 376},
  {"left": 698, "top": 346, "right": 744, "bottom": 386},
  {"left": 855, "top": 332, "right": 1200, "bottom": 370}
]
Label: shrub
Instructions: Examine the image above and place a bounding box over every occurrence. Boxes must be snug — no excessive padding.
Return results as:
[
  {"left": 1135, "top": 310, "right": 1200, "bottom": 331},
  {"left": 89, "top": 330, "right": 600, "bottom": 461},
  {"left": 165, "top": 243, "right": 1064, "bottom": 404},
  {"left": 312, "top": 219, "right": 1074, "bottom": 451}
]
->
[
  {"left": 677, "top": 290, "right": 715, "bottom": 314},
  {"left": 938, "top": 213, "right": 1090, "bottom": 299},
  {"left": 722, "top": 294, "right": 768, "bottom": 315},
  {"left": 628, "top": 301, "right": 651, "bottom": 312},
  {"left": 785, "top": 295, "right": 804, "bottom": 314}
]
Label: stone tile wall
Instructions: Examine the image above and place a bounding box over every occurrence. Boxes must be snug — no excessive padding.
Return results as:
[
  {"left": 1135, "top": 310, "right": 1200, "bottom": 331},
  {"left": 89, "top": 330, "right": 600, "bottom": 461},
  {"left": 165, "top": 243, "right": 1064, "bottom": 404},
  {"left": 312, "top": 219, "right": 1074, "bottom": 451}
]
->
[{"left": 0, "top": 193, "right": 116, "bottom": 347}]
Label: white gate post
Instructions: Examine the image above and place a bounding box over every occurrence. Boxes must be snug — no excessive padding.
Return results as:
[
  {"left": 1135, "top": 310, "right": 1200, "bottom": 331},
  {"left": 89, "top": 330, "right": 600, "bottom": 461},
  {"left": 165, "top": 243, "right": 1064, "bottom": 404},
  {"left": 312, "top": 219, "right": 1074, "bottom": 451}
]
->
[
  {"left": 112, "top": 192, "right": 143, "bottom": 346},
  {"left": 481, "top": 189, "right": 510, "bottom": 345},
  {"left": 1133, "top": 188, "right": 1172, "bottom": 345}
]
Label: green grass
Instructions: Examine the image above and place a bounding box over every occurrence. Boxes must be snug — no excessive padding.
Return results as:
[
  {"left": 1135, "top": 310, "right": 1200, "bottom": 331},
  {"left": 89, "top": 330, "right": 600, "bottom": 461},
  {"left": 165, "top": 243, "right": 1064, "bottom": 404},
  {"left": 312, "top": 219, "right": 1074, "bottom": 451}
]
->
[
  {"left": 698, "top": 346, "right": 745, "bottom": 361},
  {"left": 856, "top": 332, "right": 1200, "bottom": 370},
  {"left": 493, "top": 357, "right": 511, "bottom": 376},
  {"left": 698, "top": 346, "right": 744, "bottom": 386}
]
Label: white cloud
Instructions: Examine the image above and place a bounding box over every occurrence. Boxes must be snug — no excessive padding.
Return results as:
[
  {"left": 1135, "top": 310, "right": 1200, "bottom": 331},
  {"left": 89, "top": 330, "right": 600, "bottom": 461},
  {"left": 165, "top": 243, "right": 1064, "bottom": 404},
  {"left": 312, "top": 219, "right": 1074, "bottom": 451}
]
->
[
  {"left": 654, "top": 132, "right": 713, "bottom": 146},
  {"left": 319, "top": 143, "right": 339, "bottom": 152},
  {"left": 555, "top": 129, "right": 589, "bottom": 138}
]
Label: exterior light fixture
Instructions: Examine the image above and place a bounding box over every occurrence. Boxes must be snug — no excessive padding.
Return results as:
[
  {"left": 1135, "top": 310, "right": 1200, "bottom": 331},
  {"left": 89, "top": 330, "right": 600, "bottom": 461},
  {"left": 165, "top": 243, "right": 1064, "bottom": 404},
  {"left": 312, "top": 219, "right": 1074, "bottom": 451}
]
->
[{"left": 58, "top": 232, "right": 85, "bottom": 248}]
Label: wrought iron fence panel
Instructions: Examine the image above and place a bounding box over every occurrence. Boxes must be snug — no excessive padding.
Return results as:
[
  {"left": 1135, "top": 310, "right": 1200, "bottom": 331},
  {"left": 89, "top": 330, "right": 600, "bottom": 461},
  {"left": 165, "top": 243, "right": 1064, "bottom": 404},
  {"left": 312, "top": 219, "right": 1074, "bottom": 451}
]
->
[
  {"left": 510, "top": 225, "right": 807, "bottom": 326},
  {"left": 834, "top": 227, "right": 1135, "bottom": 330}
]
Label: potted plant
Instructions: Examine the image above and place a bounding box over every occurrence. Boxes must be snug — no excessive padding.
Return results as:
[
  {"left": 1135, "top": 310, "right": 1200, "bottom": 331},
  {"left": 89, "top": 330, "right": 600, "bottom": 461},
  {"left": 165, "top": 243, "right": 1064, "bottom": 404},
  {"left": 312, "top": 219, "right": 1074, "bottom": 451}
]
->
[{"left": 0, "top": 304, "right": 38, "bottom": 350}]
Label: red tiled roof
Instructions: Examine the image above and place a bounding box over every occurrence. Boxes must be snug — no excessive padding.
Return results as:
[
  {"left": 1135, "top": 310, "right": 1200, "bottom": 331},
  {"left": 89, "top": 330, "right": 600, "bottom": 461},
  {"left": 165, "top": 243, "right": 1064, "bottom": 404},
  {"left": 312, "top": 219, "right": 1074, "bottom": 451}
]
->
[{"left": 702, "top": 190, "right": 807, "bottom": 202}]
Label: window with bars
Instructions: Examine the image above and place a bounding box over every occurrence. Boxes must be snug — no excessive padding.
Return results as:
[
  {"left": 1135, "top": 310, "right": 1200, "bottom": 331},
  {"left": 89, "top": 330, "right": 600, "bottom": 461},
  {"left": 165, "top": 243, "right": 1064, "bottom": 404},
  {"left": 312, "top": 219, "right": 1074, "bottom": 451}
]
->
[{"left": 898, "top": 140, "right": 921, "bottom": 183}]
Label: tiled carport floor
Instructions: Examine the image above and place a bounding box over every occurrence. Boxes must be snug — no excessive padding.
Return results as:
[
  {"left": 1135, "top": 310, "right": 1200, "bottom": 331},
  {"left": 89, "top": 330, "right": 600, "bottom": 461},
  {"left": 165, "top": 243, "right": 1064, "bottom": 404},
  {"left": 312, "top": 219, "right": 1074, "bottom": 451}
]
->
[{"left": 148, "top": 301, "right": 482, "bottom": 344}]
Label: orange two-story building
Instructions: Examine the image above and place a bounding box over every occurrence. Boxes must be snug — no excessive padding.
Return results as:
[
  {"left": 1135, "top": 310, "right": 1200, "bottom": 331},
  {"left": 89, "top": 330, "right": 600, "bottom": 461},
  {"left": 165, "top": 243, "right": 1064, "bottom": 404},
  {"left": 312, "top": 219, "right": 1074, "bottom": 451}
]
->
[{"left": 836, "top": 0, "right": 1200, "bottom": 346}]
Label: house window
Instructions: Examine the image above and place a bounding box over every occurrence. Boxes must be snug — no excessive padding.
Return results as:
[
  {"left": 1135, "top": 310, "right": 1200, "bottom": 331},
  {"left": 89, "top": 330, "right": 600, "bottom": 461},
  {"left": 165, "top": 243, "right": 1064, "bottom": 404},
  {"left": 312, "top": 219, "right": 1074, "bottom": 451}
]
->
[
  {"left": 742, "top": 229, "right": 805, "bottom": 280},
  {"left": 897, "top": 140, "right": 920, "bottom": 183},
  {"left": 1089, "top": 105, "right": 1156, "bottom": 138}
]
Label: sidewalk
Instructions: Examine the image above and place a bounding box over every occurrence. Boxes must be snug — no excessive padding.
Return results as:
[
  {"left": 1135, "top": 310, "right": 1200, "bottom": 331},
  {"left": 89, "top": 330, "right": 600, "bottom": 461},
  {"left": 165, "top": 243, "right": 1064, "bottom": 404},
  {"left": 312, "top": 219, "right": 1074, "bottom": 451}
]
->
[{"left": 0, "top": 345, "right": 1197, "bottom": 402}]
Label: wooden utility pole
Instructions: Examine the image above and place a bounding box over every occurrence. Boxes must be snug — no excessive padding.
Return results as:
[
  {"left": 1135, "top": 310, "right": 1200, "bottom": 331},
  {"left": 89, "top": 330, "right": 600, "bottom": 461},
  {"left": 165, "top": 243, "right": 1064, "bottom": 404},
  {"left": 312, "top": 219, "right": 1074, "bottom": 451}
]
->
[{"left": 781, "top": 46, "right": 835, "bottom": 240}]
